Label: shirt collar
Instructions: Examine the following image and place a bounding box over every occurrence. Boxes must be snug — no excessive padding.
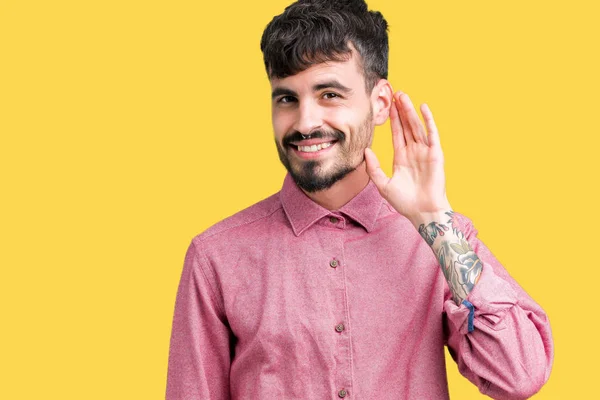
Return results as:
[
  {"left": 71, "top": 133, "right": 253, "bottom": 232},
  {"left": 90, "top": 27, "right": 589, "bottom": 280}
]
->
[{"left": 280, "top": 172, "right": 384, "bottom": 236}]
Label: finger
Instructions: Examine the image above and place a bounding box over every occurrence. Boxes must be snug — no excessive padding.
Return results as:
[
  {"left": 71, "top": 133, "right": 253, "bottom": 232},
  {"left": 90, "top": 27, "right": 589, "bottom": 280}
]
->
[
  {"left": 394, "top": 91, "right": 415, "bottom": 145},
  {"left": 389, "top": 97, "right": 406, "bottom": 150},
  {"left": 420, "top": 103, "right": 440, "bottom": 148},
  {"left": 364, "top": 147, "right": 389, "bottom": 193},
  {"left": 399, "top": 93, "right": 429, "bottom": 146}
]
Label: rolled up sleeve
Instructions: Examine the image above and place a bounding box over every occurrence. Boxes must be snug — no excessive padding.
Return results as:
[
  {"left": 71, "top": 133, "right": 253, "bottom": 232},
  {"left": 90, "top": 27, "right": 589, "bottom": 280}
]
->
[{"left": 443, "top": 215, "right": 554, "bottom": 400}]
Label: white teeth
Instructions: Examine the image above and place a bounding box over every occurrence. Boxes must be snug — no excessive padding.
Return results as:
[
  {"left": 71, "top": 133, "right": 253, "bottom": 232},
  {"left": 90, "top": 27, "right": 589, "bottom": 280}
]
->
[{"left": 298, "top": 142, "right": 333, "bottom": 152}]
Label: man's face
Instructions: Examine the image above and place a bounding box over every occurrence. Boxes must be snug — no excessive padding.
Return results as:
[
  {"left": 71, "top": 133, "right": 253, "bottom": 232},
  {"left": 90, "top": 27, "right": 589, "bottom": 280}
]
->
[{"left": 270, "top": 51, "right": 374, "bottom": 193}]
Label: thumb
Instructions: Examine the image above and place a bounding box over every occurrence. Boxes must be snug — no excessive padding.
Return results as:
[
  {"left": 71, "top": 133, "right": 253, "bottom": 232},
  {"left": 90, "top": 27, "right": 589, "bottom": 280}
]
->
[{"left": 364, "top": 147, "right": 389, "bottom": 193}]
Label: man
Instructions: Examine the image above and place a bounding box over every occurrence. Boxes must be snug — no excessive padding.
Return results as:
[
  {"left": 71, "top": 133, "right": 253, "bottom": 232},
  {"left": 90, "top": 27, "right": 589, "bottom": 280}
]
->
[{"left": 166, "top": 0, "right": 553, "bottom": 399}]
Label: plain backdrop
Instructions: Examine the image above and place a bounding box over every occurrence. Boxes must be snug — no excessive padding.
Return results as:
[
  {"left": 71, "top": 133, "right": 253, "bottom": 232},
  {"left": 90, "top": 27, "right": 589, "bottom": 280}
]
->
[{"left": 1, "top": 0, "right": 598, "bottom": 398}]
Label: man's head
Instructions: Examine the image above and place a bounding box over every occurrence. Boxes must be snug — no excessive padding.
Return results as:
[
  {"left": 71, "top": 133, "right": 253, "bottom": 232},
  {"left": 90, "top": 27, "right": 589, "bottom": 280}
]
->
[
  {"left": 261, "top": 0, "right": 393, "bottom": 193},
  {"left": 261, "top": 0, "right": 389, "bottom": 94}
]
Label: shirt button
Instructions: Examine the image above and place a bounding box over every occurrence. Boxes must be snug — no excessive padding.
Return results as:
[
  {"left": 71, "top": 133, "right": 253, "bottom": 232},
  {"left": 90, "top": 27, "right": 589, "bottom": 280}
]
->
[
  {"left": 329, "top": 259, "right": 339, "bottom": 268},
  {"left": 335, "top": 323, "right": 345, "bottom": 332},
  {"left": 329, "top": 216, "right": 339, "bottom": 224},
  {"left": 338, "top": 389, "right": 347, "bottom": 398}
]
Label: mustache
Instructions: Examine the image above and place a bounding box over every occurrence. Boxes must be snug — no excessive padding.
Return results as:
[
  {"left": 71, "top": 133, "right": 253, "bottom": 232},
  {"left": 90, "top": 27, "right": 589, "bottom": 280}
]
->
[{"left": 282, "top": 129, "right": 346, "bottom": 147}]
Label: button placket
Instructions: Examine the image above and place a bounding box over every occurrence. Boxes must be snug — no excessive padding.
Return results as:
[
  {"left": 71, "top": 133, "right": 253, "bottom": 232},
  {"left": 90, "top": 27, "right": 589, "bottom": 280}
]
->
[{"left": 325, "top": 224, "right": 352, "bottom": 396}]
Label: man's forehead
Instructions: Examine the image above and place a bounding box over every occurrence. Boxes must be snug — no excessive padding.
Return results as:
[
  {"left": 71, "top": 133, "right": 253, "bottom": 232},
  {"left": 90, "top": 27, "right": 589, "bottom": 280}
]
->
[{"left": 269, "top": 55, "right": 362, "bottom": 89}]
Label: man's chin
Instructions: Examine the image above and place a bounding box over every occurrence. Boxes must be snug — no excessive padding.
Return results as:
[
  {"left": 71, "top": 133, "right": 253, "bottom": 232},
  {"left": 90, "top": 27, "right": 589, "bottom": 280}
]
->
[{"left": 288, "top": 165, "right": 357, "bottom": 193}]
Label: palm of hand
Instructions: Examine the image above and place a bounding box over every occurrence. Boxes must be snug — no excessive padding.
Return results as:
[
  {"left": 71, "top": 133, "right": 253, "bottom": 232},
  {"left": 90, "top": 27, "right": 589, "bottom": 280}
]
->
[{"left": 365, "top": 91, "right": 451, "bottom": 221}]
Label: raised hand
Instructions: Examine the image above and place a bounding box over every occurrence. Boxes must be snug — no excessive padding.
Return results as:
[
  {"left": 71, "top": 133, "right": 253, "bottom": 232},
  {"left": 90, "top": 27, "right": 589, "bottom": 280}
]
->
[{"left": 364, "top": 91, "right": 452, "bottom": 224}]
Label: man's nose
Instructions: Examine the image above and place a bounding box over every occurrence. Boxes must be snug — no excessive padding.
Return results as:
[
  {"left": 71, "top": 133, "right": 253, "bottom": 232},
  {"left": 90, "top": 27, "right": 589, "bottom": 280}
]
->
[{"left": 293, "top": 100, "right": 323, "bottom": 135}]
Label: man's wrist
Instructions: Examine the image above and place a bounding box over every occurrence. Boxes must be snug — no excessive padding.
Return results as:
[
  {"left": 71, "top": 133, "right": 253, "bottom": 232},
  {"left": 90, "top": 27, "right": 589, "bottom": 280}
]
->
[{"left": 408, "top": 208, "right": 454, "bottom": 231}]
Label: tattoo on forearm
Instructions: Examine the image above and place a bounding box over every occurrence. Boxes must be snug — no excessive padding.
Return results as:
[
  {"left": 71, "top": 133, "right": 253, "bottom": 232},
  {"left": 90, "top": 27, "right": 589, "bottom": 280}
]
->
[
  {"left": 418, "top": 221, "right": 449, "bottom": 246},
  {"left": 418, "top": 211, "right": 483, "bottom": 304}
]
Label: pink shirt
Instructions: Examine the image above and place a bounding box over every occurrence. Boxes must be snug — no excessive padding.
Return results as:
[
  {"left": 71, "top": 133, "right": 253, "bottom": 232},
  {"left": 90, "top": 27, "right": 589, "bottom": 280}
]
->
[{"left": 166, "top": 173, "right": 553, "bottom": 399}]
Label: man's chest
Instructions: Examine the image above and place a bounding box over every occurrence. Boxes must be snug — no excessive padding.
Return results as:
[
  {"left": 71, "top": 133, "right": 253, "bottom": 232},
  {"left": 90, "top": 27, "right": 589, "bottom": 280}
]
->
[{"left": 209, "top": 227, "right": 445, "bottom": 348}]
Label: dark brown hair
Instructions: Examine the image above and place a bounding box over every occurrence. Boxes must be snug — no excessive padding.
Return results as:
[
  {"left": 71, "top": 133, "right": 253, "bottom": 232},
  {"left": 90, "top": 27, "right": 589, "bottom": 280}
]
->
[{"left": 260, "top": 0, "right": 389, "bottom": 93}]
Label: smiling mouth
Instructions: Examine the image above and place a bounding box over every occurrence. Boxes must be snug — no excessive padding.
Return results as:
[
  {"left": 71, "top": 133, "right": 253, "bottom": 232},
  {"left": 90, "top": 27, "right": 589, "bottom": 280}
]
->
[
  {"left": 288, "top": 138, "right": 339, "bottom": 152},
  {"left": 291, "top": 141, "right": 335, "bottom": 153}
]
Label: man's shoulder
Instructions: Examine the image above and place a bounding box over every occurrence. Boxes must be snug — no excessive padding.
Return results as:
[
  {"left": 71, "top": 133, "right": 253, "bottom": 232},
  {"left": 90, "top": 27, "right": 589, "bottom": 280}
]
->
[{"left": 193, "top": 191, "right": 284, "bottom": 244}]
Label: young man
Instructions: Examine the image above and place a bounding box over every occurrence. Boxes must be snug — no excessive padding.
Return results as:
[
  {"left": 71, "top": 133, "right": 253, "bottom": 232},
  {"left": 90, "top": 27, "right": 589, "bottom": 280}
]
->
[{"left": 166, "top": 1, "right": 553, "bottom": 399}]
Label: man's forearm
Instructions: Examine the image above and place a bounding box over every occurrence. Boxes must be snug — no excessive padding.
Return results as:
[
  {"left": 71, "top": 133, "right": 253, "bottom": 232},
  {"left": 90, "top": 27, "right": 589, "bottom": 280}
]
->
[{"left": 409, "top": 209, "right": 483, "bottom": 304}]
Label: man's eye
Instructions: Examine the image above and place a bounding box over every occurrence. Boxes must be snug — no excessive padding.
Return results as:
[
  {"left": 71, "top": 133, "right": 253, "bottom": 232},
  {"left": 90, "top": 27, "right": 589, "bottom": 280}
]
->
[
  {"left": 323, "top": 92, "right": 340, "bottom": 99},
  {"left": 278, "top": 96, "right": 296, "bottom": 103}
]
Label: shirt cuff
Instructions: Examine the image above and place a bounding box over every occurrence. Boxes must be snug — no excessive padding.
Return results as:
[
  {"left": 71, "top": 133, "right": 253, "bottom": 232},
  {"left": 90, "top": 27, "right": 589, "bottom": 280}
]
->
[{"left": 445, "top": 262, "right": 518, "bottom": 335}]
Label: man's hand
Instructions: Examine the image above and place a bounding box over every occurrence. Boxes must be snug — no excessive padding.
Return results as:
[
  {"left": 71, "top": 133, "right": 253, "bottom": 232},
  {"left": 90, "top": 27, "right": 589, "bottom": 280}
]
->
[{"left": 364, "top": 91, "right": 452, "bottom": 225}]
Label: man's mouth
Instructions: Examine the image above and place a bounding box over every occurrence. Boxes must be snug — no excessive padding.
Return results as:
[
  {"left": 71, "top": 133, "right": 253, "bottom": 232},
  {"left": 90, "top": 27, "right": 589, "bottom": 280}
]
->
[
  {"left": 287, "top": 140, "right": 338, "bottom": 160},
  {"left": 294, "top": 142, "right": 334, "bottom": 152},
  {"left": 288, "top": 139, "right": 338, "bottom": 153}
]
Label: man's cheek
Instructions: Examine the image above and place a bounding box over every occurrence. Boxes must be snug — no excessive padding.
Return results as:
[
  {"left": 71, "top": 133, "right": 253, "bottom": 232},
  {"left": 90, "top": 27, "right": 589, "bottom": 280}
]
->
[
  {"left": 326, "top": 112, "right": 351, "bottom": 133},
  {"left": 272, "top": 116, "right": 288, "bottom": 138}
]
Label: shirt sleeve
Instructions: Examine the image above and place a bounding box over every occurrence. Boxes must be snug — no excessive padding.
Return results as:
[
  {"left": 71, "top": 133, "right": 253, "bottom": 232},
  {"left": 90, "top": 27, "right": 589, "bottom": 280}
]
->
[
  {"left": 443, "top": 214, "right": 554, "bottom": 400},
  {"left": 166, "top": 239, "right": 232, "bottom": 400}
]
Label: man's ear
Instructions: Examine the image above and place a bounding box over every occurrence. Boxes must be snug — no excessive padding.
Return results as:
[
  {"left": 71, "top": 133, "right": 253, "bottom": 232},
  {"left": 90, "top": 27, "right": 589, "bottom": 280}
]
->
[{"left": 371, "top": 79, "right": 393, "bottom": 126}]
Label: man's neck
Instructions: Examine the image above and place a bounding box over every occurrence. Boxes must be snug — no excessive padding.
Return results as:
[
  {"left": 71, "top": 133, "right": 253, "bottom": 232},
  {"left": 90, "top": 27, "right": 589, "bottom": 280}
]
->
[{"left": 300, "top": 161, "right": 371, "bottom": 211}]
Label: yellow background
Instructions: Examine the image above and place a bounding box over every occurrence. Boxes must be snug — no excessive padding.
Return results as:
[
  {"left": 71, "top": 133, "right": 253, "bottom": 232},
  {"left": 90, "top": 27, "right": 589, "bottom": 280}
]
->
[{"left": 1, "top": 0, "right": 598, "bottom": 398}]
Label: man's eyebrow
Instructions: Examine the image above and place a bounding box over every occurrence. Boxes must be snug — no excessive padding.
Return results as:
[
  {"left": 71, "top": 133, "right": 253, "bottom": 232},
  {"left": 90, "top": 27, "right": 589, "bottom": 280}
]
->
[
  {"left": 312, "top": 80, "right": 353, "bottom": 94},
  {"left": 271, "top": 87, "right": 298, "bottom": 100},
  {"left": 271, "top": 80, "right": 353, "bottom": 100}
]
